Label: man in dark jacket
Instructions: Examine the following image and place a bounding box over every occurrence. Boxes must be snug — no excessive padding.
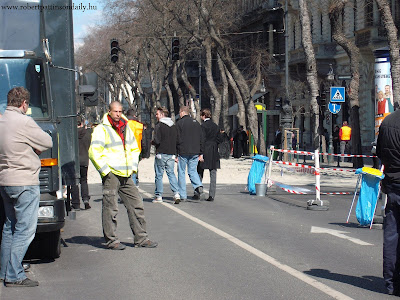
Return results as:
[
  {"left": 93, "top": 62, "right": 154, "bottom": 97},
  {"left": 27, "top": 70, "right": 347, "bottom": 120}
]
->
[
  {"left": 71, "top": 116, "right": 92, "bottom": 210},
  {"left": 197, "top": 109, "right": 221, "bottom": 201},
  {"left": 176, "top": 106, "right": 205, "bottom": 201},
  {"left": 152, "top": 107, "right": 180, "bottom": 204},
  {"left": 377, "top": 108, "right": 400, "bottom": 296}
]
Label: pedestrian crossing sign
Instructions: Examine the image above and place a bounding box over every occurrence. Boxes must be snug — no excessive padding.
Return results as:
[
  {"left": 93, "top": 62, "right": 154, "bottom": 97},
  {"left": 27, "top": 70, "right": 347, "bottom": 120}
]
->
[{"left": 330, "top": 87, "right": 345, "bottom": 103}]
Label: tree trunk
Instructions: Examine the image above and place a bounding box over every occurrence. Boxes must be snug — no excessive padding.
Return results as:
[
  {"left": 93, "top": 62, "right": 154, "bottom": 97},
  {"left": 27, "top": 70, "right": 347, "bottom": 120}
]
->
[
  {"left": 165, "top": 77, "right": 175, "bottom": 120},
  {"left": 172, "top": 62, "right": 185, "bottom": 106},
  {"left": 204, "top": 39, "right": 222, "bottom": 124},
  {"left": 225, "top": 67, "right": 246, "bottom": 128},
  {"left": 375, "top": 0, "right": 400, "bottom": 107},
  {"left": 329, "top": 0, "right": 363, "bottom": 168},
  {"left": 218, "top": 54, "right": 230, "bottom": 133},
  {"left": 299, "top": 0, "right": 320, "bottom": 150},
  {"left": 180, "top": 61, "right": 201, "bottom": 122}
]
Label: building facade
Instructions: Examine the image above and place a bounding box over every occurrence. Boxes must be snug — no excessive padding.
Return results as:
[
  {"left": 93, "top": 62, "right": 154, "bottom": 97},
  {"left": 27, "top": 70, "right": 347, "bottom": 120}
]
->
[{"left": 237, "top": 0, "right": 400, "bottom": 151}]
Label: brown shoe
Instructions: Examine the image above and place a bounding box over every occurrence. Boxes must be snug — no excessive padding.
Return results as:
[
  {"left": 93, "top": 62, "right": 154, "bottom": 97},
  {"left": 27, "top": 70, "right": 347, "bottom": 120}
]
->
[
  {"left": 108, "top": 243, "right": 126, "bottom": 250},
  {"left": 135, "top": 240, "right": 158, "bottom": 248}
]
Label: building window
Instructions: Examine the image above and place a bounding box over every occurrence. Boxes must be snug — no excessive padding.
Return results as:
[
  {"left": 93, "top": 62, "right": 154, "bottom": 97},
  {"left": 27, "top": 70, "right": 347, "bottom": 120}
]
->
[
  {"left": 293, "top": 26, "right": 296, "bottom": 49},
  {"left": 365, "top": 0, "right": 373, "bottom": 27},
  {"left": 320, "top": 14, "right": 323, "bottom": 38}
]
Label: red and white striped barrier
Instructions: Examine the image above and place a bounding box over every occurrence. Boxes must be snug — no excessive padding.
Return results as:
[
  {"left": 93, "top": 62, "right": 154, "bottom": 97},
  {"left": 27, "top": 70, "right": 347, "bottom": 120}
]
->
[
  {"left": 273, "top": 147, "right": 376, "bottom": 158},
  {"left": 267, "top": 147, "right": 356, "bottom": 202},
  {"left": 273, "top": 160, "right": 356, "bottom": 173}
]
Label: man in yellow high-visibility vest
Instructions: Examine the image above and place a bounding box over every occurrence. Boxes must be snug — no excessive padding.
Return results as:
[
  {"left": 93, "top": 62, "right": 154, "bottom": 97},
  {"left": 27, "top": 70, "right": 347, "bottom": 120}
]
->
[
  {"left": 89, "top": 101, "right": 157, "bottom": 250},
  {"left": 339, "top": 121, "right": 352, "bottom": 163}
]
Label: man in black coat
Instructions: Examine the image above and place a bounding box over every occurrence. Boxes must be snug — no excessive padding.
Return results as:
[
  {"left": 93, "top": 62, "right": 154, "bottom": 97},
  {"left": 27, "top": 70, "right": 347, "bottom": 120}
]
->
[
  {"left": 377, "top": 107, "right": 400, "bottom": 296},
  {"left": 197, "top": 109, "right": 221, "bottom": 202}
]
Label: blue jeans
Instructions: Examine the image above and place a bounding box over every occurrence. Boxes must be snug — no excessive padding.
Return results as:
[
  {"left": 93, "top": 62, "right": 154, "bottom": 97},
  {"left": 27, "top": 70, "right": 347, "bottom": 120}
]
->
[
  {"left": 0, "top": 185, "right": 40, "bottom": 282},
  {"left": 154, "top": 154, "right": 179, "bottom": 197},
  {"left": 178, "top": 155, "right": 203, "bottom": 199}
]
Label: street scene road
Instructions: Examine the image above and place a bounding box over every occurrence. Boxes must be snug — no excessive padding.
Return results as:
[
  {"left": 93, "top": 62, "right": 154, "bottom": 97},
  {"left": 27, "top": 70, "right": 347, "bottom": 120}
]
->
[{"left": 0, "top": 156, "right": 388, "bottom": 300}]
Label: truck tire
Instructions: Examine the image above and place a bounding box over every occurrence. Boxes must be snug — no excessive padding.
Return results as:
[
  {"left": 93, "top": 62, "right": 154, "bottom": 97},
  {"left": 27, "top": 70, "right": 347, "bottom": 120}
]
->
[{"left": 43, "top": 230, "right": 61, "bottom": 259}]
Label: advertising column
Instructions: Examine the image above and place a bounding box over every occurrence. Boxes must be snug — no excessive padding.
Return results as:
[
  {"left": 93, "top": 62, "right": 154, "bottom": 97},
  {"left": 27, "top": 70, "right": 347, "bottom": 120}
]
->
[{"left": 374, "top": 49, "right": 393, "bottom": 137}]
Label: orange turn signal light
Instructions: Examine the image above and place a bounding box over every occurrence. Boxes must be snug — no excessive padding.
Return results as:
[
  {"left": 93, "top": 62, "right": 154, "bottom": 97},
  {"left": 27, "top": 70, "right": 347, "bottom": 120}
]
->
[{"left": 41, "top": 158, "right": 58, "bottom": 167}]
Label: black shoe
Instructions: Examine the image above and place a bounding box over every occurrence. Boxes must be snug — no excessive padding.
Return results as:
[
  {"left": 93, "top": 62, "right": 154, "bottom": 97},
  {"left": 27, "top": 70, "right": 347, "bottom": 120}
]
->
[
  {"left": 194, "top": 187, "right": 206, "bottom": 200},
  {"left": 84, "top": 202, "right": 91, "bottom": 210},
  {"left": 5, "top": 278, "right": 39, "bottom": 287},
  {"left": 108, "top": 243, "right": 126, "bottom": 250},
  {"left": 71, "top": 204, "right": 81, "bottom": 211},
  {"left": 206, "top": 196, "right": 214, "bottom": 202},
  {"left": 135, "top": 240, "right": 158, "bottom": 248}
]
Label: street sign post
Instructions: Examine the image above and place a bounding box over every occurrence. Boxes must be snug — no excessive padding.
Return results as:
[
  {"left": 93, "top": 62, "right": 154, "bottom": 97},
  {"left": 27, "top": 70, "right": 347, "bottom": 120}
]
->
[{"left": 330, "top": 87, "right": 345, "bottom": 103}]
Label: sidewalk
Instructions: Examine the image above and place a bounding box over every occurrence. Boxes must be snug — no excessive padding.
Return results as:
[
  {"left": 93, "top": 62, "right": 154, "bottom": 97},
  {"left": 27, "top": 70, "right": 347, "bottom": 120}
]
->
[{"left": 88, "top": 154, "right": 361, "bottom": 193}]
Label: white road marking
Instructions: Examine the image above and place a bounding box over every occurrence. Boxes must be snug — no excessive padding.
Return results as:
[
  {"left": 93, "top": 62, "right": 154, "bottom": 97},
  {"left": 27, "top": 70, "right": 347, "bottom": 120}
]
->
[
  {"left": 311, "top": 226, "right": 373, "bottom": 246},
  {"left": 139, "top": 188, "right": 354, "bottom": 300}
]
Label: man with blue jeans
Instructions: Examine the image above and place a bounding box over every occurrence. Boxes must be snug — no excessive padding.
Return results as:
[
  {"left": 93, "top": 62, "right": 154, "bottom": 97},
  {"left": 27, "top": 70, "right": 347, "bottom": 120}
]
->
[
  {"left": 152, "top": 107, "right": 180, "bottom": 204},
  {"left": 0, "top": 87, "right": 53, "bottom": 287},
  {"left": 176, "top": 106, "right": 205, "bottom": 201}
]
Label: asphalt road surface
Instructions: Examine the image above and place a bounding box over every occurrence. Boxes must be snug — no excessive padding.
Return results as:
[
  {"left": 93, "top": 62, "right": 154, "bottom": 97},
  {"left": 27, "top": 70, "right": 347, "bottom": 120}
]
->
[{"left": 0, "top": 158, "right": 390, "bottom": 300}]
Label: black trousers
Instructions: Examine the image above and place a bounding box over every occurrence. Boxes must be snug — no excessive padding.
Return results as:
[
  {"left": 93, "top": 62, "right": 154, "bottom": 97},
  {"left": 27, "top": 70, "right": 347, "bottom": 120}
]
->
[
  {"left": 71, "top": 165, "right": 90, "bottom": 205},
  {"left": 384, "top": 183, "right": 400, "bottom": 294}
]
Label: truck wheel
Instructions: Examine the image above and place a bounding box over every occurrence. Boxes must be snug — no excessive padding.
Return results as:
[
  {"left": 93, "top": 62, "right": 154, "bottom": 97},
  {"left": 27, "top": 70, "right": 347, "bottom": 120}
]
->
[{"left": 43, "top": 230, "right": 61, "bottom": 259}]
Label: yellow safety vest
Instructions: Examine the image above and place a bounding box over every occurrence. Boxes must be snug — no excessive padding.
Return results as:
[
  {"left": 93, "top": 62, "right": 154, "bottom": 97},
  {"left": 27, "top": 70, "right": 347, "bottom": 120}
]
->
[
  {"left": 340, "top": 126, "right": 352, "bottom": 141},
  {"left": 89, "top": 114, "right": 140, "bottom": 178},
  {"left": 127, "top": 120, "right": 143, "bottom": 152}
]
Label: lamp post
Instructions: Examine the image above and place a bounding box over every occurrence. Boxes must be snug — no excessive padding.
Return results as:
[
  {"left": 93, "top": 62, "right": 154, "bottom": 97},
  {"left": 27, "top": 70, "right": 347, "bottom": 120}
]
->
[{"left": 326, "top": 64, "right": 335, "bottom": 164}]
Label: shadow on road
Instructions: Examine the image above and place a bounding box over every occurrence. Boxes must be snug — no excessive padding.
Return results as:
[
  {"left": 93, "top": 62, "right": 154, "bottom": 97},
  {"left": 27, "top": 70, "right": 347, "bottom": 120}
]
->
[
  {"left": 64, "top": 235, "right": 134, "bottom": 249},
  {"left": 304, "top": 268, "right": 387, "bottom": 294}
]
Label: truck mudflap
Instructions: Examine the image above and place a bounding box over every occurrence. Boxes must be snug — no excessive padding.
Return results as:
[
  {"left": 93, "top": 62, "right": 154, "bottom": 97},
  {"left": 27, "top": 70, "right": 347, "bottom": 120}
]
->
[{"left": 36, "top": 197, "right": 65, "bottom": 233}]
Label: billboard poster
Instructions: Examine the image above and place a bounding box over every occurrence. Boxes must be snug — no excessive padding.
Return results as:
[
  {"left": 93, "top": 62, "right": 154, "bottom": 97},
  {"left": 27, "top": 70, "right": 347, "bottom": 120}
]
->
[{"left": 374, "top": 55, "right": 393, "bottom": 136}]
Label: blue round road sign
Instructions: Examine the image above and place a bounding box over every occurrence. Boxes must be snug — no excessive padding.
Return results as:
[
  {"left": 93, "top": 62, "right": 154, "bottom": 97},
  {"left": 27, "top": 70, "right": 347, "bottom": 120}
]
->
[{"left": 328, "top": 102, "right": 341, "bottom": 114}]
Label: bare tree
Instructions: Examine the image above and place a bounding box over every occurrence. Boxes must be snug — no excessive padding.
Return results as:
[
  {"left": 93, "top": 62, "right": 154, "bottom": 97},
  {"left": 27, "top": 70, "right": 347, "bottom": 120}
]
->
[
  {"left": 329, "top": 0, "right": 363, "bottom": 168},
  {"left": 298, "top": 0, "right": 320, "bottom": 149}
]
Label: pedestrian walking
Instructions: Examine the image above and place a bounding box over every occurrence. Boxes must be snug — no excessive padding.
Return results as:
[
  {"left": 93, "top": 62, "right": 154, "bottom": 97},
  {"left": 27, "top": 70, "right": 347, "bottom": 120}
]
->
[
  {"left": 339, "top": 121, "right": 352, "bottom": 163},
  {"left": 376, "top": 107, "right": 400, "bottom": 296},
  {"left": 152, "top": 107, "right": 180, "bottom": 204},
  {"left": 89, "top": 101, "right": 157, "bottom": 250},
  {"left": 197, "top": 109, "right": 221, "bottom": 202},
  {"left": 176, "top": 105, "right": 206, "bottom": 201},
  {"left": 0, "top": 87, "right": 53, "bottom": 287},
  {"left": 71, "top": 116, "right": 92, "bottom": 210}
]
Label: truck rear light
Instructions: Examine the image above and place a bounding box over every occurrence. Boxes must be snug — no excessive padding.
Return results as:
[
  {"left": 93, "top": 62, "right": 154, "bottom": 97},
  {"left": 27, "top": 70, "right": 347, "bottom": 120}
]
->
[
  {"left": 41, "top": 158, "right": 58, "bottom": 167},
  {"left": 38, "top": 206, "right": 54, "bottom": 218}
]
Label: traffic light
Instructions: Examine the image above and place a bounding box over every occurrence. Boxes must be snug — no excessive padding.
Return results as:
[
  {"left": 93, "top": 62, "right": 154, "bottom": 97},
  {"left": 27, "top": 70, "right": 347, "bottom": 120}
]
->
[
  {"left": 110, "top": 39, "right": 119, "bottom": 63},
  {"left": 79, "top": 72, "right": 98, "bottom": 106},
  {"left": 171, "top": 37, "right": 180, "bottom": 61}
]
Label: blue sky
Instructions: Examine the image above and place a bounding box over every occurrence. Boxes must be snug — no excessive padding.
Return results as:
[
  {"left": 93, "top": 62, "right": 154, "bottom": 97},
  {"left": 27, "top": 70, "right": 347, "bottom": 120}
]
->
[{"left": 73, "top": 0, "right": 105, "bottom": 48}]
